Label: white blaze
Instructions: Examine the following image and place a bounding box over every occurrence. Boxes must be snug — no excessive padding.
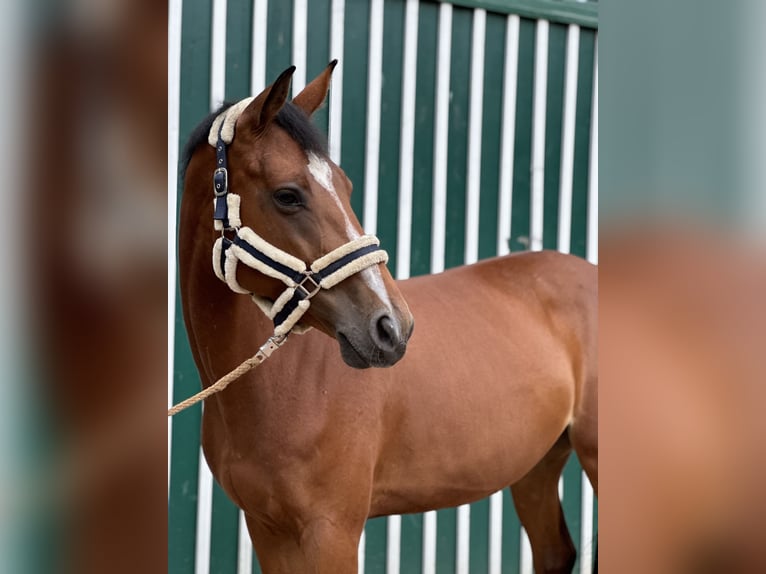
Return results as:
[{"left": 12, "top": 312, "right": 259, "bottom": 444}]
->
[{"left": 306, "top": 152, "right": 393, "bottom": 311}]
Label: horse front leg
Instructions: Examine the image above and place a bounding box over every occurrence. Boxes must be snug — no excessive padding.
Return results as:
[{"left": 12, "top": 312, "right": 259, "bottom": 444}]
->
[{"left": 245, "top": 512, "right": 363, "bottom": 574}]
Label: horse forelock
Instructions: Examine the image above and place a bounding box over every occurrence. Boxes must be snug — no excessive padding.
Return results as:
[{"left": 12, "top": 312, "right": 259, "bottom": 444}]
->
[
  {"left": 273, "top": 102, "right": 328, "bottom": 156},
  {"left": 181, "top": 99, "right": 329, "bottom": 186}
]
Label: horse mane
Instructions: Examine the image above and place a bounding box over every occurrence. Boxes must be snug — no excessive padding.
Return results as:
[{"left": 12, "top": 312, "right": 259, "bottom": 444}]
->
[{"left": 180, "top": 100, "right": 328, "bottom": 183}]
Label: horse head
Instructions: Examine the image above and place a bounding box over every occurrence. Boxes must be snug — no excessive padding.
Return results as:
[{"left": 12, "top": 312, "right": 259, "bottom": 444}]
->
[{"left": 189, "top": 62, "right": 413, "bottom": 368}]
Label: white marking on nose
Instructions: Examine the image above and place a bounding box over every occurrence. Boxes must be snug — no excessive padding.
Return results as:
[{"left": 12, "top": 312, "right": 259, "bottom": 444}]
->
[{"left": 306, "top": 151, "right": 393, "bottom": 312}]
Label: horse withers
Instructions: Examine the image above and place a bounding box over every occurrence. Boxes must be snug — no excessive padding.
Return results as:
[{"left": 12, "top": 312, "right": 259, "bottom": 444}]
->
[{"left": 179, "top": 62, "right": 598, "bottom": 573}]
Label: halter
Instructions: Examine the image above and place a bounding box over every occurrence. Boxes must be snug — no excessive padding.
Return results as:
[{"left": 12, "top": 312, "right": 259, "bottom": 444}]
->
[{"left": 207, "top": 102, "right": 389, "bottom": 339}]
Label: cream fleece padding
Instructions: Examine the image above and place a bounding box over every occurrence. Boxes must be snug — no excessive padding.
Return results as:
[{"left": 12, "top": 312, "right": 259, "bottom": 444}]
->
[
  {"left": 207, "top": 97, "right": 255, "bottom": 146},
  {"left": 213, "top": 194, "right": 242, "bottom": 231},
  {"left": 310, "top": 235, "right": 380, "bottom": 273},
  {"left": 212, "top": 238, "right": 248, "bottom": 293},
  {"left": 212, "top": 238, "right": 226, "bottom": 283},
  {"left": 274, "top": 300, "right": 311, "bottom": 337},
  {"left": 269, "top": 287, "right": 299, "bottom": 318},
  {"left": 254, "top": 290, "right": 313, "bottom": 334},
  {"left": 319, "top": 251, "right": 389, "bottom": 289},
  {"left": 223, "top": 248, "right": 250, "bottom": 294},
  {"left": 229, "top": 227, "right": 306, "bottom": 286}
]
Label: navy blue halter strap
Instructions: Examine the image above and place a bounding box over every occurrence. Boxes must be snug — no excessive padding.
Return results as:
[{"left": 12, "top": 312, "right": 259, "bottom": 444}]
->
[{"left": 213, "top": 126, "right": 231, "bottom": 228}]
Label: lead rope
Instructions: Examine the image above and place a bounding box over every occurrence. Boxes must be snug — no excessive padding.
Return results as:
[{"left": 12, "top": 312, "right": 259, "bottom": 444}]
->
[{"left": 167, "top": 334, "right": 287, "bottom": 417}]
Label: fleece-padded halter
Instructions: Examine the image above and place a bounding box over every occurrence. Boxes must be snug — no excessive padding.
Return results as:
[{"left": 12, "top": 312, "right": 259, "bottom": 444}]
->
[{"left": 208, "top": 100, "right": 389, "bottom": 337}]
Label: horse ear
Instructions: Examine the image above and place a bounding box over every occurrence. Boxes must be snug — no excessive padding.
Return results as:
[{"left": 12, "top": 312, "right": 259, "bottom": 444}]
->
[
  {"left": 292, "top": 60, "right": 338, "bottom": 116},
  {"left": 241, "top": 65, "right": 296, "bottom": 129}
]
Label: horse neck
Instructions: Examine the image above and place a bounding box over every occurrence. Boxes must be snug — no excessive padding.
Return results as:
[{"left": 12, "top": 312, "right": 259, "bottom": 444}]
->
[{"left": 179, "top": 195, "right": 276, "bottom": 393}]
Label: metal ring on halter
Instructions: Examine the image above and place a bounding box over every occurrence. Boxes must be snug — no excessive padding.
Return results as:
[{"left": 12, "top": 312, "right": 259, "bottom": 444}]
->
[{"left": 296, "top": 272, "right": 321, "bottom": 299}]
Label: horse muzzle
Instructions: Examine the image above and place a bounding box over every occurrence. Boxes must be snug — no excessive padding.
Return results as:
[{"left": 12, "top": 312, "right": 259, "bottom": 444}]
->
[{"left": 336, "top": 310, "right": 413, "bottom": 369}]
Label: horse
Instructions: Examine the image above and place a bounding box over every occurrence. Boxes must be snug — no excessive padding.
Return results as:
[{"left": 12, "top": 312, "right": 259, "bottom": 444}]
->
[{"left": 178, "top": 61, "right": 598, "bottom": 573}]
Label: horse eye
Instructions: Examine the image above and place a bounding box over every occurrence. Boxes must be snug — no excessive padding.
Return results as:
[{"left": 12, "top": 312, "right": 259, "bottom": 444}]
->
[{"left": 273, "top": 189, "right": 303, "bottom": 208}]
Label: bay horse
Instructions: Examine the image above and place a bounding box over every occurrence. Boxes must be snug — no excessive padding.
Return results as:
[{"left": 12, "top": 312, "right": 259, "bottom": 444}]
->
[{"left": 179, "top": 62, "right": 598, "bottom": 573}]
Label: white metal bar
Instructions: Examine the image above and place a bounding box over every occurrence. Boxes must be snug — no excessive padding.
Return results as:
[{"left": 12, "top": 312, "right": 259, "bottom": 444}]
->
[
  {"left": 292, "top": 0, "right": 308, "bottom": 95},
  {"left": 194, "top": 449, "right": 214, "bottom": 574},
  {"left": 431, "top": 2, "right": 452, "bottom": 273},
  {"left": 210, "top": 0, "right": 228, "bottom": 110},
  {"left": 465, "top": 8, "right": 486, "bottom": 265},
  {"left": 358, "top": 528, "right": 366, "bottom": 574},
  {"left": 237, "top": 511, "right": 253, "bottom": 574},
  {"left": 386, "top": 515, "right": 402, "bottom": 574},
  {"left": 587, "top": 40, "right": 598, "bottom": 265},
  {"left": 422, "top": 511, "right": 438, "bottom": 574},
  {"left": 328, "top": 0, "right": 345, "bottom": 163},
  {"left": 497, "top": 15, "right": 520, "bottom": 257},
  {"left": 530, "top": 19, "right": 549, "bottom": 252},
  {"left": 580, "top": 476, "right": 595, "bottom": 574},
  {"left": 251, "top": 0, "right": 268, "bottom": 94},
  {"left": 520, "top": 527, "right": 533, "bottom": 574},
  {"left": 558, "top": 24, "right": 580, "bottom": 254},
  {"left": 395, "top": 0, "right": 419, "bottom": 280},
  {"left": 456, "top": 504, "right": 471, "bottom": 574},
  {"left": 488, "top": 491, "right": 503, "bottom": 574},
  {"left": 167, "top": 0, "right": 183, "bottom": 497},
  {"left": 363, "top": 0, "right": 385, "bottom": 235}
]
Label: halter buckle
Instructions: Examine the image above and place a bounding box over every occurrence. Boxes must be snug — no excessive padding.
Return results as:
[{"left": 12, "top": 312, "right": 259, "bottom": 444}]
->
[
  {"left": 213, "top": 168, "right": 228, "bottom": 197},
  {"left": 296, "top": 273, "right": 321, "bottom": 299}
]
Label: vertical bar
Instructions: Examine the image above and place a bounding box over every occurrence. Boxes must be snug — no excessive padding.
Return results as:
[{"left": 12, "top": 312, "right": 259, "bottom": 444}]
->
[
  {"left": 386, "top": 515, "right": 401, "bottom": 574},
  {"left": 238, "top": 511, "right": 252, "bottom": 574},
  {"left": 489, "top": 491, "right": 503, "bottom": 574},
  {"left": 328, "top": 0, "right": 345, "bottom": 163},
  {"left": 422, "top": 511, "right": 437, "bottom": 574},
  {"left": 167, "top": 0, "right": 183, "bottom": 495},
  {"left": 464, "top": 8, "right": 486, "bottom": 264},
  {"left": 456, "top": 504, "right": 471, "bottom": 573},
  {"left": 170, "top": 0, "right": 212, "bottom": 569},
  {"left": 501, "top": 489, "right": 521, "bottom": 574},
  {"left": 225, "top": 0, "right": 254, "bottom": 101},
  {"left": 477, "top": 12, "right": 506, "bottom": 261},
  {"left": 530, "top": 19, "right": 549, "bottom": 252},
  {"left": 520, "top": 528, "right": 533, "bottom": 574},
  {"left": 194, "top": 452, "right": 213, "bottom": 574},
  {"left": 209, "top": 484, "right": 240, "bottom": 573},
  {"left": 558, "top": 24, "right": 580, "bottom": 254},
  {"left": 340, "top": 0, "right": 370, "bottom": 217},
  {"left": 306, "top": 0, "right": 332, "bottom": 132},
  {"left": 541, "top": 23, "right": 566, "bottom": 251},
  {"left": 580, "top": 479, "right": 595, "bottom": 574},
  {"left": 587, "top": 41, "right": 598, "bottom": 265},
  {"left": 363, "top": 0, "right": 385, "bottom": 234},
  {"left": 568, "top": 26, "right": 595, "bottom": 259},
  {"left": 430, "top": 2, "right": 452, "bottom": 273},
  {"left": 444, "top": 7, "right": 471, "bottom": 270},
  {"left": 210, "top": 0, "right": 228, "bottom": 109},
  {"left": 251, "top": 0, "right": 268, "bottom": 94},
  {"left": 375, "top": 0, "right": 405, "bottom": 274},
  {"left": 497, "top": 14, "right": 520, "bottom": 256},
  {"left": 292, "top": 0, "right": 308, "bottom": 95},
  {"left": 409, "top": 1, "right": 438, "bottom": 278},
  {"left": 395, "top": 0, "right": 419, "bottom": 280},
  {"left": 358, "top": 529, "right": 366, "bottom": 574}
]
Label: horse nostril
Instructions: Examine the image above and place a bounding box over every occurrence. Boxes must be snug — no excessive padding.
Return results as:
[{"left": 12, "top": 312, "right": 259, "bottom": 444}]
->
[{"left": 374, "top": 314, "right": 399, "bottom": 351}]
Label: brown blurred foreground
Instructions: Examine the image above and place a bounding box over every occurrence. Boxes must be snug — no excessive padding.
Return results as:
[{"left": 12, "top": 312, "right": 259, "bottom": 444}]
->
[
  {"left": 600, "top": 223, "right": 766, "bottom": 573},
  {"left": 24, "top": 0, "right": 167, "bottom": 573}
]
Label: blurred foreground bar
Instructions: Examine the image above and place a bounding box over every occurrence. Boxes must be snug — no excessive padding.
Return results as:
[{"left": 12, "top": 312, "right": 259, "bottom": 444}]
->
[
  {"left": 1, "top": 0, "right": 168, "bottom": 573},
  {"left": 601, "top": 1, "right": 766, "bottom": 572}
]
